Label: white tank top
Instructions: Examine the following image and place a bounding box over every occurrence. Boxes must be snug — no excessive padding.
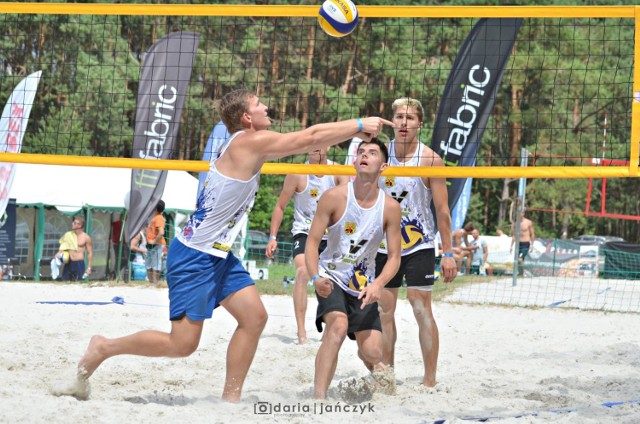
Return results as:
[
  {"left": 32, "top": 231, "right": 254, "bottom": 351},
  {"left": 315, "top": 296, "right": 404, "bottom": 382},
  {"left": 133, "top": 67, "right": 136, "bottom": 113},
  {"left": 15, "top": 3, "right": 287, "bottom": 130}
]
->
[
  {"left": 291, "top": 172, "right": 336, "bottom": 235},
  {"left": 378, "top": 140, "right": 435, "bottom": 255},
  {"left": 178, "top": 132, "right": 260, "bottom": 258},
  {"left": 318, "top": 183, "right": 386, "bottom": 297}
]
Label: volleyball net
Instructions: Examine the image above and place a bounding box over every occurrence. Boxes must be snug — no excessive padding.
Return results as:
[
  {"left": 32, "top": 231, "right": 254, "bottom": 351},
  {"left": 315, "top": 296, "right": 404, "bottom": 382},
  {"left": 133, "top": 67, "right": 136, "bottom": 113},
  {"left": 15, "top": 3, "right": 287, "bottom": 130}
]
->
[
  {"left": 0, "top": 4, "right": 637, "bottom": 179},
  {"left": 1, "top": 4, "right": 639, "bottom": 306}
]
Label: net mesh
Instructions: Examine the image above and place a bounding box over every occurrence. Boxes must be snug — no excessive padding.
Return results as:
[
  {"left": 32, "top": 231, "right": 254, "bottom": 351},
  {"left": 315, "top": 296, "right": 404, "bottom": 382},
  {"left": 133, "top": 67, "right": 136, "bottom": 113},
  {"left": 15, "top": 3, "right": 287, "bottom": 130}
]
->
[
  {"left": 2, "top": 5, "right": 639, "bottom": 310},
  {"left": 0, "top": 6, "right": 635, "bottom": 173}
]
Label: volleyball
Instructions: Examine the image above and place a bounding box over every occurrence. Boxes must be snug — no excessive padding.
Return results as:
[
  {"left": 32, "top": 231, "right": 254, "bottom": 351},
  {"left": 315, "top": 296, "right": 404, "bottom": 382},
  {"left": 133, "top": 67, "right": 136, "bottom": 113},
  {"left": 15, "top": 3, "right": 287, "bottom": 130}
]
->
[
  {"left": 318, "top": 0, "right": 359, "bottom": 38},
  {"left": 59, "top": 251, "right": 70, "bottom": 264}
]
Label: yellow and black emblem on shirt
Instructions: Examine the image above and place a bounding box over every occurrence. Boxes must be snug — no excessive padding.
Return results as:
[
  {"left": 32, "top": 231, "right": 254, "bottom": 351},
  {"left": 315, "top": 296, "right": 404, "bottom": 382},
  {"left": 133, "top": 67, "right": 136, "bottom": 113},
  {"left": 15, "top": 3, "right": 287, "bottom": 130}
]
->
[
  {"left": 384, "top": 176, "right": 395, "bottom": 188},
  {"left": 344, "top": 221, "right": 356, "bottom": 235}
]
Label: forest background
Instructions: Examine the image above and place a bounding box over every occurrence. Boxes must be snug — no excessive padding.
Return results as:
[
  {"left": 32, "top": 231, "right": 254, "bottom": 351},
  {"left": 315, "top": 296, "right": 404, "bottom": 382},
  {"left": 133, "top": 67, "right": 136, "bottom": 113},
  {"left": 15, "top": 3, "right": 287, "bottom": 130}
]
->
[{"left": 1, "top": 0, "right": 637, "bottom": 242}]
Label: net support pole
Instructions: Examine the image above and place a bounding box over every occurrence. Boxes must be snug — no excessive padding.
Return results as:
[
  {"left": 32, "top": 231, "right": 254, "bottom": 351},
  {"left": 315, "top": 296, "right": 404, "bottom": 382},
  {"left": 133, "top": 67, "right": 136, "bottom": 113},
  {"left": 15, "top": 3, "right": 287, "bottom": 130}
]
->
[
  {"left": 631, "top": 7, "right": 640, "bottom": 177},
  {"left": 512, "top": 148, "right": 530, "bottom": 287}
]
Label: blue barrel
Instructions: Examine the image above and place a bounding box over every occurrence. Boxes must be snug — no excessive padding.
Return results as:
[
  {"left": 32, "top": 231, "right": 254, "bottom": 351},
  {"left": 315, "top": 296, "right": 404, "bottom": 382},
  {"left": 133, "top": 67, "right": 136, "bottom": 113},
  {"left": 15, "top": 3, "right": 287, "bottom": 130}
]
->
[{"left": 132, "top": 262, "right": 147, "bottom": 281}]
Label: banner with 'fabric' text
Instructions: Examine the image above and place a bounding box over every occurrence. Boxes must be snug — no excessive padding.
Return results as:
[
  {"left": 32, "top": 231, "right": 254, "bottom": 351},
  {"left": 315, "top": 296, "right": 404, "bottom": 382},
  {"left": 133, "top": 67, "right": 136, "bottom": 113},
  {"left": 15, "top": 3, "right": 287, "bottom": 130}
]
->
[
  {"left": 430, "top": 19, "right": 522, "bottom": 225},
  {"left": 126, "top": 32, "right": 200, "bottom": 242}
]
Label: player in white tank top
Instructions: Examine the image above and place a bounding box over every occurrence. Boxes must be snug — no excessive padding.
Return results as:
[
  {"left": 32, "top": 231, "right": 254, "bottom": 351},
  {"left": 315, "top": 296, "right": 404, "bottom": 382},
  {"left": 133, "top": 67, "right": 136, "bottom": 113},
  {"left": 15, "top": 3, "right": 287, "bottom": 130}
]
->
[
  {"left": 69, "top": 89, "right": 394, "bottom": 404},
  {"left": 179, "top": 131, "right": 260, "bottom": 258},
  {"left": 265, "top": 148, "right": 349, "bottom": 345},
  {"left": 378, "top": 140, "right": 436, "bottom": 255},
  {"left": 318, "top": 183, "right": 385, "bottom": 296},
  {"left": 375, "top": 98, "right": 457, "bottom": 391},
  {"left": 305, "top": 139, "right": 402, "bottom": 399},
  {"left": 291, "top": 172, "right": 336, "bottom": 235}
]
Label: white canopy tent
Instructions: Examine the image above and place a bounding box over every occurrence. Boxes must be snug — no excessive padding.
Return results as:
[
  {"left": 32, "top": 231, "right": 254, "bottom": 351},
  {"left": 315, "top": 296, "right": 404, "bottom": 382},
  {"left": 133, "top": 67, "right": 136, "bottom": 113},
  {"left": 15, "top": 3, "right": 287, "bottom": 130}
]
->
[
  {"left": 6, "top": 163, "right": 200, "bottom": 280},
  {"left": 9, "top": 163, "right": 199, "bottom": 213}
]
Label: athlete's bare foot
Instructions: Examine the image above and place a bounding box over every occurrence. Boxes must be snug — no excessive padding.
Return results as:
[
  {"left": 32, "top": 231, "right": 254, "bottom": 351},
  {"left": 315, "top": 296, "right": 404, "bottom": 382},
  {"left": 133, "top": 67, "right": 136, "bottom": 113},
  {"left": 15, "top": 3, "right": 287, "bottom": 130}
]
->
[
  {"left": 78, "top": 335, "right": 108, "bottom": 378},
  {"left": 222, "top": 377, "right": 242, "bottom": 403},
  {"left": 422, "top": 378, "right": 437, "bottom": 388},
  {"left": 297, "top": 332, "right": 307, "bottom": 345},
  {"left": 50, "top": 367, "right": 91, "bottom": 400},
  {"left": 415, "top": 381, "right": 449, "bottom": 394},
  {"left": 371, "top": 365, "right": 396, "bottom": 395}
]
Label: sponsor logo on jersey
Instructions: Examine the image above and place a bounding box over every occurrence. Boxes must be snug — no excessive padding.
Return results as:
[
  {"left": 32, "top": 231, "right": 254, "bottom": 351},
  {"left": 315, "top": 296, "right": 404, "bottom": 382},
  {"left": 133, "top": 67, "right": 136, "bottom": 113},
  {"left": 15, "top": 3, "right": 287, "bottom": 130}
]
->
[
  {"left": 400, "top": 217, "right": 425, "bottom": 250},
  {"left": 344, "top": 222, "right": 356, "bottom": 235},
  {"left": 348, "top": 263, "right": 369, "bottom": 293},
  {"left": 384, "top": 176, "right": 395, "bottom": 188}
]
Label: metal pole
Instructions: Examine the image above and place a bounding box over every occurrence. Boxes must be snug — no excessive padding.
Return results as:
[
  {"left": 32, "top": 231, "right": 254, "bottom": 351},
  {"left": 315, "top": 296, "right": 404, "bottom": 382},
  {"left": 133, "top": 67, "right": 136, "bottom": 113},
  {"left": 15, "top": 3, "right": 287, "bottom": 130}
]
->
[
  {"left": 116, "top": 210, "right": 126, "bottom": 282},
  {"left": 512, "top": 148, "right": 530, "bottom": 287}
]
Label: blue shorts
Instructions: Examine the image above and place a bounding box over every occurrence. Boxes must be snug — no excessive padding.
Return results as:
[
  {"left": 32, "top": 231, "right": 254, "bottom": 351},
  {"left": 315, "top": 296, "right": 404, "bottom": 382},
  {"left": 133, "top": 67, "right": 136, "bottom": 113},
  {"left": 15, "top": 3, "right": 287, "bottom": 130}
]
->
[{"left": 166, "top": 239, "right": 254, "bottom": 321}]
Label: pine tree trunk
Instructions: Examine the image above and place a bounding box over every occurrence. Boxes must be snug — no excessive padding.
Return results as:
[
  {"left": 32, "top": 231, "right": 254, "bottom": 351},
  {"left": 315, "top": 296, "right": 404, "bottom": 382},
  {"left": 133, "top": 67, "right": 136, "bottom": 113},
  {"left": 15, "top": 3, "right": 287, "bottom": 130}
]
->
[
  {"left": 509, "top": 86, "right": 522, "bottom": 166},
  {"left": 499, "top": 179, "right": 511, "bottom": 228},
  {"left": 301, "top": 25, "right": 315, "bottom": 127},
  {"left": 340, "top": 42, "right": 355, "bottom": 95}
]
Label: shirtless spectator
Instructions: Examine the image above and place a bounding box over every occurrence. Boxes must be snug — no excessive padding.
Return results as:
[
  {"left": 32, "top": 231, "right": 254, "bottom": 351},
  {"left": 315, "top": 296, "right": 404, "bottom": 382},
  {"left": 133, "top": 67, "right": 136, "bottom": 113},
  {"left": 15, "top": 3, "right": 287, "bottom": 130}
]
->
[
  {"left": 452, "top": 222, "right": 474, "bottom": 275},
  {"left": 510, "top": 210, "right": 535, "bottom": 266},
  {"left": 55, "top": 216, "right": 93, "bottom": 281}
]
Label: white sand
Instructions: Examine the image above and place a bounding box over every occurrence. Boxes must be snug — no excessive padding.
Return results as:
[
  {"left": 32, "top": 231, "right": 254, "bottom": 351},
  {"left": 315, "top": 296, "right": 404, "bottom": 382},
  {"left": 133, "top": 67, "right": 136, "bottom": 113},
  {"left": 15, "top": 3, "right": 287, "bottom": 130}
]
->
[{"left": 1, "top": 282, "right": 639, "bottom": 423}]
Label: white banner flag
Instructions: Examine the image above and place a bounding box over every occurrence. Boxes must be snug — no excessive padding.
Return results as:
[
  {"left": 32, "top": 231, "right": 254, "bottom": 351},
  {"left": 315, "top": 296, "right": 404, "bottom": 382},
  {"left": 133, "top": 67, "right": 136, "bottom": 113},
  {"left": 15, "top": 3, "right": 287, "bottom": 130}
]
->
[
  {"left": 343, "top": 136, "right": 362, "bottom": 166},
  {"left": 0, "top": 70, "right": 42, "bottom": 217},
  {"left": 344, "top": 136, "right": 362, "bottom": 183}
]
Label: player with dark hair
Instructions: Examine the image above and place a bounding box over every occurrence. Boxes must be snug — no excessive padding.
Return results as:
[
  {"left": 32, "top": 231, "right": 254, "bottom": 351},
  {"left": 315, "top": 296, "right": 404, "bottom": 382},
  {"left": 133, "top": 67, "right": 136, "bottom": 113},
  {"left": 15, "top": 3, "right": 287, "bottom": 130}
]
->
[
  {"left": 306, "top": 138, "right": 401, "bottom": 399},
  {"left": 59, "top": 89, "right": 393, "bottom": 402}
]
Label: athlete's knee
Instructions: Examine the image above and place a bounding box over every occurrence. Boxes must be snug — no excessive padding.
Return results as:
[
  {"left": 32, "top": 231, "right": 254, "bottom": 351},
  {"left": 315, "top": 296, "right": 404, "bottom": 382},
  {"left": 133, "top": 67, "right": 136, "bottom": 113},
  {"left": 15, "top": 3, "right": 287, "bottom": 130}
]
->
[
  {"left": 295, "top": 265, "right": 308, "bottom": 282},
  {"left": 253, "top": 307, "right": 269, "bottom": 331},
  {"left": 378, "top": 291, "right": 397, "bottom": 315},
  {"left": 378, "top": 302, "right": 396, "bottom": 323},
  {"left": 172, "top": 337, "right": 200, "bottom": 357},
  {"left": 408, "top": 291, "right": 431, "bottom": 315},
  {"left": 239, "top": 305, "right": 268, "bottom": 334},
  {"left": 325, "top": 320, "right": 348, "bottom": 344}
]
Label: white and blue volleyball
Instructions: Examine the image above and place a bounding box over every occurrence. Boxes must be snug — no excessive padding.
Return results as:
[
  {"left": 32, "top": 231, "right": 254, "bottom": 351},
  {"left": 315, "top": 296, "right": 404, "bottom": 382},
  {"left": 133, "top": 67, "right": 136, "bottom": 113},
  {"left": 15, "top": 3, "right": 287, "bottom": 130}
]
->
[{"left": 318, "top": 0, "right": 359, "bottom": 38}]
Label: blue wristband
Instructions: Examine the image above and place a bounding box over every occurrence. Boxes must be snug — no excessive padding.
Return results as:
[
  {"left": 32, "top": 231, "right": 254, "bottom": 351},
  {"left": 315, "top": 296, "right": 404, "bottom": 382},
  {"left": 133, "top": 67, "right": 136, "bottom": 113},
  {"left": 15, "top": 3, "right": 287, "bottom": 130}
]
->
[
  {"left": 443, "top": 252, "right": 454, "bottom": 258},
  {"left": 356, "top": 118, "right": 363, "bottom": 132},
  {"left": 311, "top": 274, "right": 321, "bottom": 283}
]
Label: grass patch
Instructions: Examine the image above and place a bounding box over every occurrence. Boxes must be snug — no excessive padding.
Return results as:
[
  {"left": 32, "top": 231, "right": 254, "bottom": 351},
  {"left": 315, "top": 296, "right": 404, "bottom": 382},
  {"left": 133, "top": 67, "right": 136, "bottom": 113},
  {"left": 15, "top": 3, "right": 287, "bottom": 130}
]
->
[{"left": 27, "top": 261, "right": 493, "bottom": 303}]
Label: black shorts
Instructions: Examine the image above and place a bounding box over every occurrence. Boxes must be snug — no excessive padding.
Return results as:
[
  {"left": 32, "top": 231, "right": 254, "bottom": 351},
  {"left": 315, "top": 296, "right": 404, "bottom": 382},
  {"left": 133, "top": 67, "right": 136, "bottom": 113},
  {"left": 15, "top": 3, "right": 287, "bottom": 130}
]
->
[
  {"left": 518, "top": 242, "right": 530, "bottom": 260},
  {"left": 293, "top": 233, "right": 327, "bottom": 258},
  {"left": 315, "top": 284, "right": 381, "bottom": 341},
  {"left": 375, "top": 249, "right": 435, "bottom": 289}
]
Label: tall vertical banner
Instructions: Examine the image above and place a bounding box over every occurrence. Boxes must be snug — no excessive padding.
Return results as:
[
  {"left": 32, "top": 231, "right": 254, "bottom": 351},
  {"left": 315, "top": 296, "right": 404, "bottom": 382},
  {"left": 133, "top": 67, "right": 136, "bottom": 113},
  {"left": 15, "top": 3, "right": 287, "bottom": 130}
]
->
[
  {"left": 343, "top": 137, "right": 362, "bottom": 183},
  {"left": 197, "top": 120, "right": 230, "bottom": 195},
  {"left": 0, "top": 70, "right": 42, "bottom": 218},
  {"left": 450, "top": 176, "right": 473, "bottom": 230},
  {"left": 431, "top": 19, "right": 522, "bottom": 220},
  {"left": 126, "top": 32, "right": 200, "bottom": 242}
]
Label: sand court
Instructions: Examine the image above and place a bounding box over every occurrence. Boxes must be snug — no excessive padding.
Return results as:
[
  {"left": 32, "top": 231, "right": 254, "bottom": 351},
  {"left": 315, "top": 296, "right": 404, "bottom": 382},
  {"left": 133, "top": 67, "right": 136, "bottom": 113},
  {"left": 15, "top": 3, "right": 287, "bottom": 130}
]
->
[{"left": 1, "top": 281, "right": 639, "bottom": 423}]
